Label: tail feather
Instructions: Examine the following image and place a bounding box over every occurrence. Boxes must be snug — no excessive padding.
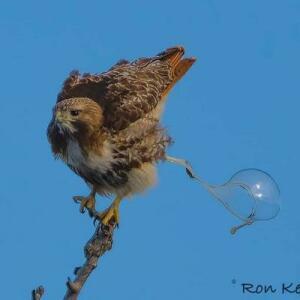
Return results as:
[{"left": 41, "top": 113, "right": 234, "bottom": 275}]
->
[
  {"left": 173, "top": 57, "right": 196, "bottom": 84},
  {"left": 156, "top": 46, "right": 185, "bottom": 67},
  {"left": 158, "top": 46, "right": 196, "bottom": 97}
]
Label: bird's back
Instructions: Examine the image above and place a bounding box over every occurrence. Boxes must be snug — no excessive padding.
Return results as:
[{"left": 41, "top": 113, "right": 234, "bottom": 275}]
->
[{"left": 56, "top": 46, "right": 196, "bottom": 132}]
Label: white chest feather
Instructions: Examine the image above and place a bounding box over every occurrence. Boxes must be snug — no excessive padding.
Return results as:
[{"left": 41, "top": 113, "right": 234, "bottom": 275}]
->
[
  {"left": 65, "top": 140, "right": 116, "bottom": 174},
  {"left": 64, "top": 140, "right": 156, "bottom": 197}
]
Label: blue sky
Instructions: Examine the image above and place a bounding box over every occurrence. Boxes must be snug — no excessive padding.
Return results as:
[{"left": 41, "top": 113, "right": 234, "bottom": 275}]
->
[{"left": 0, "top": 0, "right": 299, "bottom": 299}]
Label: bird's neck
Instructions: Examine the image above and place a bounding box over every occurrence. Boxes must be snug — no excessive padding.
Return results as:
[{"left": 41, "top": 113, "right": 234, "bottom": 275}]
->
[{"left": 74, "top": 129, "right": 106, "bottom": 157}]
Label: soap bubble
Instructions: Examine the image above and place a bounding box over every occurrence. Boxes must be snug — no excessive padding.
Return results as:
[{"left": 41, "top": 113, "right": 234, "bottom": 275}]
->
[
  {"left": 223, "top": 168, "right": 281, "bottom": 221},
  {"left": 166, "top": 156, "right": 281, "bottom": 234},
  {"left": 209, "top": 169, "right": 281, "bottom": 234}
]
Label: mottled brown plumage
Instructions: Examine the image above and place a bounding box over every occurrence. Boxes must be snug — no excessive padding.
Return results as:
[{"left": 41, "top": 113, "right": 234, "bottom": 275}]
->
[{"left": 47, "top": 46, "right": 196, "bottom": 224}]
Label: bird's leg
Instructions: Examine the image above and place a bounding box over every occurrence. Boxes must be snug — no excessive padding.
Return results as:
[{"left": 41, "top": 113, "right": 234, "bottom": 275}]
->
[
  {"left": 73, "top": 187, "right": 97, "bottom": 217},
  {"left": 96, "top": 196, "right": 123, "bottom": 226}
]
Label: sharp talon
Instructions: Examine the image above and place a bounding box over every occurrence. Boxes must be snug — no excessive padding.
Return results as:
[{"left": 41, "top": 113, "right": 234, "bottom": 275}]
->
[
  {"left": 73, "top": 193, "right": 96, "bottom": 216},
  {"left": 93, "top": 217, "right": 98, "bottom": 226},
  {"left": 89, "top": 197, "right": 122, "bottom": 226},
  {"left": 88, "top": 208, "right": 96, "bottom": 218}
]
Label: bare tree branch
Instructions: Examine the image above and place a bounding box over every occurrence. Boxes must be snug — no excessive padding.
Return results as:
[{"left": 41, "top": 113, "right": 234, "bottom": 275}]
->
[
  {"left": 32, "top": 286, "right": 44, "bottom": 300},
  {"left": 64, "top": 222, "right": 116, "bottom": 300},
  {"left": 32, "top": 221, "right": 116, "bottom": 300}
]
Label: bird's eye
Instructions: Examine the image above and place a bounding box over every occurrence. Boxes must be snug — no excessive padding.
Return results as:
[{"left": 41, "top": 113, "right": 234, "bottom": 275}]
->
[{"left": 70, "top": 110, "right": 80, "bottom": 116}]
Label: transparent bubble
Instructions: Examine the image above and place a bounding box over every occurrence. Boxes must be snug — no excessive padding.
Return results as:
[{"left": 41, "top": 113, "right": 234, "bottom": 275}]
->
[
  {"left": 209, "top": 169, "right": 281, "bottom": 222},
  {"left": 166, "top": 156, "right": 281, "bottom": 234}
]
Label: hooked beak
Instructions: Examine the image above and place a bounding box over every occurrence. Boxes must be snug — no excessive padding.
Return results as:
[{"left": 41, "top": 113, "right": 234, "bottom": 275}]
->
[
  {"left": 54, "top": 110, "right": 76, "bottom": 133},
  {"left": 55, "top": 110, "right": 64, "bottom": 123}
]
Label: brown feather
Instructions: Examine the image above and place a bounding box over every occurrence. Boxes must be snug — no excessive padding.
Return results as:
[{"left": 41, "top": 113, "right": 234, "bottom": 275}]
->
[
  {"left": 56, "top": 46, "right": 196, "bottom": 131},
  {"left": 48, "top": 46, "right": 196, "bottom": 197}
]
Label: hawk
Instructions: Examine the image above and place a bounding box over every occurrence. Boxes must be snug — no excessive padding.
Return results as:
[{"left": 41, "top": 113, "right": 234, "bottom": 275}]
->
[{"left": 47, "top": 46, "right": 196, "bottom": 225}]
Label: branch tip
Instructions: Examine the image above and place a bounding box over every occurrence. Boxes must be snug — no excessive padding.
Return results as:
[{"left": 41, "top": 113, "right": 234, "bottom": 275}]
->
[
  {"left": 32, "top": 286, "right": 44, "bottom": 300},
  {"left": 31, "top": 220, "right": 116, "bottom": 299}
]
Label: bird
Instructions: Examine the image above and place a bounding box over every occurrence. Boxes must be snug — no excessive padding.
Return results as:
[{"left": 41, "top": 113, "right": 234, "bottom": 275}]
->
[{"left": 47, "top": 46, "right": 196, "bottom": 225}]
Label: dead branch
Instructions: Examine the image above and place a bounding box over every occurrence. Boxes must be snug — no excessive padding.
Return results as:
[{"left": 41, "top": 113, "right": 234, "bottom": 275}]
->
[
  {"left": 32, "top": 221, "right": 116, "bottom": 300},
  {"left": 32, "top": 286, "right": 44, "bottom": 300}
]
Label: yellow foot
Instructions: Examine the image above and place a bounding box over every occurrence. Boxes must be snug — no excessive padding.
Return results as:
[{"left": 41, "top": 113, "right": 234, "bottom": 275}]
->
[
  {"left": 95, "top": 197, "right": 122, "bottom": 226},
  {"left": 97, "top": 205, "right": 120, "bottom": 226},
  {"left": 73, "top": 193, "right": 96, "bottom": 217}
]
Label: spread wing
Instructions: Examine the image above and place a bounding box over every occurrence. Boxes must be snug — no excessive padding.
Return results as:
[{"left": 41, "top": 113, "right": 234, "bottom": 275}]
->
[{"left": 57, "top": 46, "right": 196, "bottom": 131}]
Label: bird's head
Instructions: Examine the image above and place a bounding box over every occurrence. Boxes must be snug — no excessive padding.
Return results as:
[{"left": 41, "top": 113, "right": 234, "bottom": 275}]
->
[{"left": 51, "top": 97, "right": 103, "bottom": 137}]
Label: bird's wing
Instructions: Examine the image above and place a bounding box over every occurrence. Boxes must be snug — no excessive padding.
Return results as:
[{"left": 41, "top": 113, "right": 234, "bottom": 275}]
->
[{"left": 57, "top": 46, "right": 196, "bottom": 131}]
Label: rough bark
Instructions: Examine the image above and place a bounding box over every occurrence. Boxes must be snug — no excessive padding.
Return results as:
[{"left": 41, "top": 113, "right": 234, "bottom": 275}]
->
[{"left": 32, "top": 221, "right": 116, "bottom": 300}]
